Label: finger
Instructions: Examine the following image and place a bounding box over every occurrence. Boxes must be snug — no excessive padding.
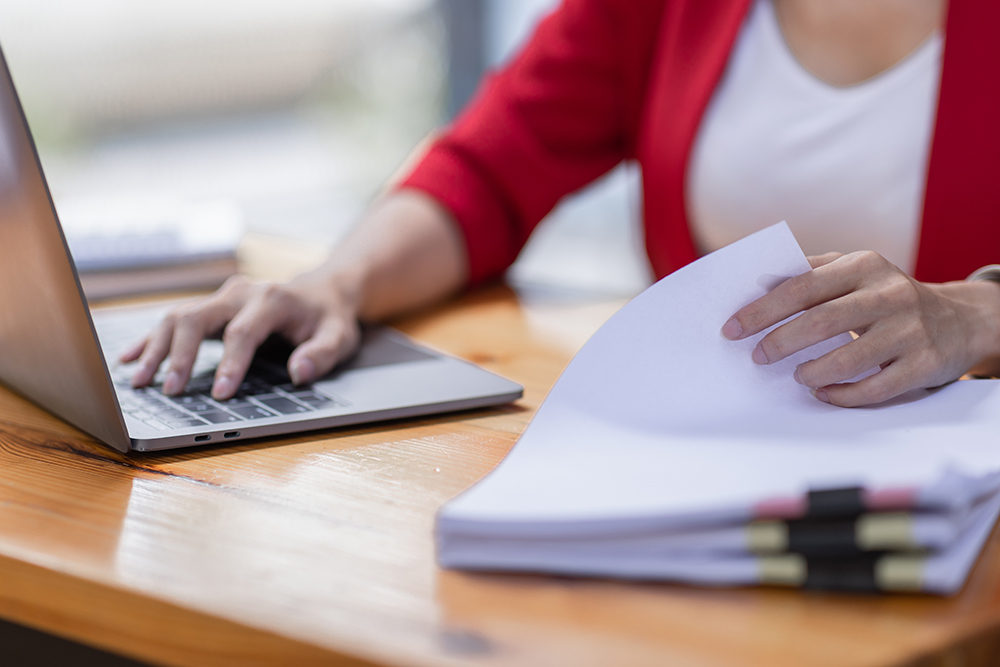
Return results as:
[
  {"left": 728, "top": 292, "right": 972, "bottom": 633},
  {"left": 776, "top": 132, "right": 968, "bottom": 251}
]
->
[
  {"left": 212, "top": 288, "right": 296, "bottom": 400},
  {"left": 119, "top": 338, "right": 148, "bottom": 363},
  {"left": 792, "top": 333, "right": 896, "bottom": 389},
  {"left": 130, "top": 279, "right": 255, "bottom": 389},
  {"left": 807, "top": 252, "right": 843, "bottom": 269},
  {"left": 162, "top": 297, "right": 247, "bottom": 395},
  {"left": 813, "top": 360, "right": 916, "bottom": 408},
  {"left": 131, "top": 317, "right": 177, "bottom": 388},
  {"left": 287, "top": 318, "right": 361, "bottom": 385},
  {"left": 753, "top": 298, "right": 870, "bottom": 366},
  {"left": 158, "top": 312, "right": 204, "bottom": 395},
  {"left": 723, "top": 258, "right": 859, "bottom": 340}
]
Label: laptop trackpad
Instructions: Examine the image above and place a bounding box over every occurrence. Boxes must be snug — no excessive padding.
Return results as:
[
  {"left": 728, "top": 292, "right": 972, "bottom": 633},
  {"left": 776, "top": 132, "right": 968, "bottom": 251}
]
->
[{"left": 339, "top": 330, "right": 436, "bottom": 371}]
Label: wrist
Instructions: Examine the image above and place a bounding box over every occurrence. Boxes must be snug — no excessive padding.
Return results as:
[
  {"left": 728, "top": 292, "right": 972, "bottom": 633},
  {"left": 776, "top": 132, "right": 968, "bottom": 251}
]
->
[
  {"left": 968, "top": 273, "right": 1000, "bottom": 377},
  {"left": 296, "top": 191, "right": 466, "bottom": 323},
  {"left": 292, "top": 261, "right": 366, "bottom": 322},
  {"left": 938, "top": 278, "right": 1000, "bottom": 377}
]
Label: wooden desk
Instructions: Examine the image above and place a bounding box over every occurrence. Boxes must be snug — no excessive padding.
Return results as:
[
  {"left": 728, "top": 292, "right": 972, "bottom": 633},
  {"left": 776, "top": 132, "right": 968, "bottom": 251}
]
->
[{"left": 2, "top": 238, "right": 1000, "bottom": 667}]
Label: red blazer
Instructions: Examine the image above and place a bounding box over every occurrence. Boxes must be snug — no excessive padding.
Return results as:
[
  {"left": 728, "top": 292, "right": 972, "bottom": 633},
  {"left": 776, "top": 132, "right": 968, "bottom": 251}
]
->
[{"left": 400, "top": 0, "right": 1000, "bottom": 286}]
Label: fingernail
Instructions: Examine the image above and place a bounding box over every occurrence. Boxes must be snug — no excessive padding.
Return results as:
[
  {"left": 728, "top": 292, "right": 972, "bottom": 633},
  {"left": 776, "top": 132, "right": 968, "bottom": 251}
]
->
[
  {"left": 721, "top": 317, "right": 744, "bottom": 340},
  {"left": 213, "top": 375, "right": 236, "bottom": 400},
  {"left": 131, "top": 362, "right": 150, "bottom": 387},
  {"left": 752, "top": 344, "right": 769, "bottom": 365},
  {"left": 163, "top": 371, "right": 183, "bottom": 395},
  {"left": 131, "top": 370, "right": 147, "bottom": 388},
  {"left": 814, "top": 388, "right": 830, "bottom": 403},
  {"left": 290, "top": 358, "right": 316, "bottom": 385},
  {"left": 793, "top": 367, "right": 804, "bottom": 385}
]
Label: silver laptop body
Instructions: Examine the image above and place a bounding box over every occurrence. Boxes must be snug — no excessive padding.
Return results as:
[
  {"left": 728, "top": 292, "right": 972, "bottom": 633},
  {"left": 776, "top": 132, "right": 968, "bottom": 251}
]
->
[{"left": 0, "top": 46, "right": 522, "bottom": 453}]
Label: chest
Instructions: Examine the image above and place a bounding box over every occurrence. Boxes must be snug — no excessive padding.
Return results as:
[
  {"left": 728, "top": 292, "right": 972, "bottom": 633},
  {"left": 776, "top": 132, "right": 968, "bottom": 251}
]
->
[
  {"left": 685, "top": 0, "right": 943, "bottom": 272},
  {"left": 631, "top": 0, "right": 1000, "bottom": 282}
]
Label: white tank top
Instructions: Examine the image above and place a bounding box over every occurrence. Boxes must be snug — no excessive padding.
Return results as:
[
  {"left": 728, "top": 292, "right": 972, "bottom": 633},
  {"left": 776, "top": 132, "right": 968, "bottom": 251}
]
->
[{"left": 686, "top": 0, "right": 943, "bottom": 273}]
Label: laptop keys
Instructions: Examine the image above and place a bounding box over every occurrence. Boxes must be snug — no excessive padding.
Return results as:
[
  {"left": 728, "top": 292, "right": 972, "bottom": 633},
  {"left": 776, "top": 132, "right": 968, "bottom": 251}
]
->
[
  {"left": 289, "top": 390, "right": 337, "bottom": 408},
  {"left": 256, "top": 396, "right": 312, "bottom": 415},
  {"left": 142, "top": 418, "right": 171, "bottom": 431},
  {"left": 231, "top": 380, "right": 273, "bottom": 398},
  {"left": 199, "top": 411, "right": 243, "bottom": 424},
  {"left": 172, "top": 396, "right": 218, "bottom": 413},
  {"left": 154, "top": 408, "right": 196, "bottom": 421},
  {"left": 227, "top": 405, "right": 278, "bottom": 420},
  {"left": 126, "top": 372, "right": 345, "bottom": 435},
  {"left": 163, "top": 418, "right": 210, "bottom": 429}
]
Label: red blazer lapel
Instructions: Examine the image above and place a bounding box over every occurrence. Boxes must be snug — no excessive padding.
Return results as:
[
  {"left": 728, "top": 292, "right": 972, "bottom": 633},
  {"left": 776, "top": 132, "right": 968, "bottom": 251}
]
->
[
  {"left": 640, "top": 0, "right": 752, "bottom": 279},
  {"left": 914, "top": 0, "right": 1000, "bottom": 282}
]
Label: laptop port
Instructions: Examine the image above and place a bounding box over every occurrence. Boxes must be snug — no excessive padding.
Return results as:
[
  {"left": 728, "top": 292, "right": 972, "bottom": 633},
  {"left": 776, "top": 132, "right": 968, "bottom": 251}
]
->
[
  {"left": 224, "top": 431, "right": 241, "bottom": 439},
  {"left": 194, "top": 435, "right": 211, "bottom": 443}
]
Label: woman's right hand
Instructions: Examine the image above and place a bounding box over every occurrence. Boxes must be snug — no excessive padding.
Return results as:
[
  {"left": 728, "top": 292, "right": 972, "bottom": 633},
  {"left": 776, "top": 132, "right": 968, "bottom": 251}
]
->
[
  {"left": 120, "top": 189, "right": 467, "bottom": 401},
  {"left": 121, "top": 270, "right": 362, "bottom": 401}
]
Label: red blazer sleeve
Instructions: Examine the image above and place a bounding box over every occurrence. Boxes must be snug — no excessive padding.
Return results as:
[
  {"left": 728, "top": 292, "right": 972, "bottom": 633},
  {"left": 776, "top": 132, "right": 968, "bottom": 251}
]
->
[{"left": 399, "top": 0, "right": 664, "bottom": 286}]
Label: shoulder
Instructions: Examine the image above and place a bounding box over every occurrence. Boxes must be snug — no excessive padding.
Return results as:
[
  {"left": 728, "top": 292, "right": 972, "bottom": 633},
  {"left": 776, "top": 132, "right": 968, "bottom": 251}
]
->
[
  {"left": 549, "top": 0, "right": 667, "bottom": 43},
  {"left": 538, "top": 0, "right": 741, "bottom": 75},
  {"left": 516, "top": 0, "right": 669, "bottom": 85}
]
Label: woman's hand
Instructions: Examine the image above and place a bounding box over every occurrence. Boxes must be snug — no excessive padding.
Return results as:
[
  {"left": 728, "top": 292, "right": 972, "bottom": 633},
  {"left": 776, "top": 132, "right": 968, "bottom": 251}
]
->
[
  {"left": 721, "top": 251, "right": 1000, "bottom": 407},
  {"left": 122, "top": 272, "right": 361, "bottom": 401},
  {"left": 120, "top": 190, "right": 467, "bottom": 401}
]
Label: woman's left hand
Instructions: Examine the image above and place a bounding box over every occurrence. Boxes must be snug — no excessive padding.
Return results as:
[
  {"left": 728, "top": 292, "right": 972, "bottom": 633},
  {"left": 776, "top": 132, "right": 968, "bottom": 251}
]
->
[{"left": 720, "top": 251, "right": 1000, "bottom": 407}]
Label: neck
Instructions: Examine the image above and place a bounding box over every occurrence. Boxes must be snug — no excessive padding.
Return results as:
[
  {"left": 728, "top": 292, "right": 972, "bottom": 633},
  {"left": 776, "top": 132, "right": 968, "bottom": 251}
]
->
[{"left": 771, "top": 0, "right": 945, "bottom": 86}]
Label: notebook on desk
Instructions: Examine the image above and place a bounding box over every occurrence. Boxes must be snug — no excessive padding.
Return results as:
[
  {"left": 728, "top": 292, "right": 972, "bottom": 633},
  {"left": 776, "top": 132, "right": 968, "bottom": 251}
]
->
[
  {"left": 0, "top": 45, "right": 522, "bottom": 453},
  {"left": 60, "top": 196, "right": 244, "bottom": 301}
]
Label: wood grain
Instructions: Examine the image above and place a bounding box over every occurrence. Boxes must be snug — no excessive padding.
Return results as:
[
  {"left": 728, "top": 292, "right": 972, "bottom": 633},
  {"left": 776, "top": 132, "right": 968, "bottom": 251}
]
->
[{"left": 1, "top": 241, "right": 1000, "bottom": 666}]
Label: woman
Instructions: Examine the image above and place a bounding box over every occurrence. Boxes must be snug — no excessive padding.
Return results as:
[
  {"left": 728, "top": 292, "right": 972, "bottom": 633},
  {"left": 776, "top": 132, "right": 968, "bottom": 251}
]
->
[{"left": 124, "top": 0, "right": 1000, "bottom": 408}]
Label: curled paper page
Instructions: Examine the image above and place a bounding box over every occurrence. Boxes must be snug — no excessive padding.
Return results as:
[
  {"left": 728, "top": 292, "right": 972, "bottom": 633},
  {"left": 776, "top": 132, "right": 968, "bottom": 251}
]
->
[{"left": 437, "top": 223, "right": 1000, "bottom": 593}]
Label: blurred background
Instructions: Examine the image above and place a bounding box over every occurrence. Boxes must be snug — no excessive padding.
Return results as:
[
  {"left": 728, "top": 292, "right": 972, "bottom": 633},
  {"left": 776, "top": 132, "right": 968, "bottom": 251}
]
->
[{"left": 0, "top": 0, "right": 652, "bottom": 298}]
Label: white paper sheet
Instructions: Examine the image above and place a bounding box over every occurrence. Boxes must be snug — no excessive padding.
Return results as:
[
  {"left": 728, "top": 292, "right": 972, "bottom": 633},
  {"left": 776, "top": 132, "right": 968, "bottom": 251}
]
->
[
  {"left": 439, "top": 224, "right": 1000, "bottom": 535},
  {"left": 439, "top": 488, "right": 1000, "bottom": 594},
  {"left": 440, "top": 501, "right": 983, "bottom": 558}
]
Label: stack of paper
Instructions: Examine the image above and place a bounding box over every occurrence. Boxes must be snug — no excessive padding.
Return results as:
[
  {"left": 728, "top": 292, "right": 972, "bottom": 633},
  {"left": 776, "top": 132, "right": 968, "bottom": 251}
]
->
[
  {"left": 436, "top": 224, "right": 1000, "bottom": 594},
  {"left": 59, "top": 196, "right": 244, "bottom": 301}
]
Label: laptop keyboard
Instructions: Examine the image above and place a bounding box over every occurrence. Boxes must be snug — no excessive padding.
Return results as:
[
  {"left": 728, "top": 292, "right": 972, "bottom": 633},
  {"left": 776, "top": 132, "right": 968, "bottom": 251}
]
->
[
  {"left": 120, "top": 374, "right": 343, "bottom": 432},
  {"left": 94, "top": 308, "right": 346, "bottom": 433}
]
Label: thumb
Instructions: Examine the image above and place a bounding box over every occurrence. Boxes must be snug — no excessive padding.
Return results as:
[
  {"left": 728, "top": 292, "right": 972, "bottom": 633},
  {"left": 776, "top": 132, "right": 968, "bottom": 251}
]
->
[{"left": 287, "top": 318, "right": 361, "bottom": 385}]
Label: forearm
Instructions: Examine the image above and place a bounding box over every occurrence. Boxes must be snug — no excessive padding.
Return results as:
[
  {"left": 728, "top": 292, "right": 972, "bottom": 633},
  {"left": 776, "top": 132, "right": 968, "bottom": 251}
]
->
[{"left": 299, "top": 189, "right": 469, "bottom": 322}]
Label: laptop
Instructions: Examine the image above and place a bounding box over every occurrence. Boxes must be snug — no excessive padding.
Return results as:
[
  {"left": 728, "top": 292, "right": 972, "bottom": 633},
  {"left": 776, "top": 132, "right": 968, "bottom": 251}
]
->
[{"left": 0, "top": 47, "right": 523, "bottom": 453}]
